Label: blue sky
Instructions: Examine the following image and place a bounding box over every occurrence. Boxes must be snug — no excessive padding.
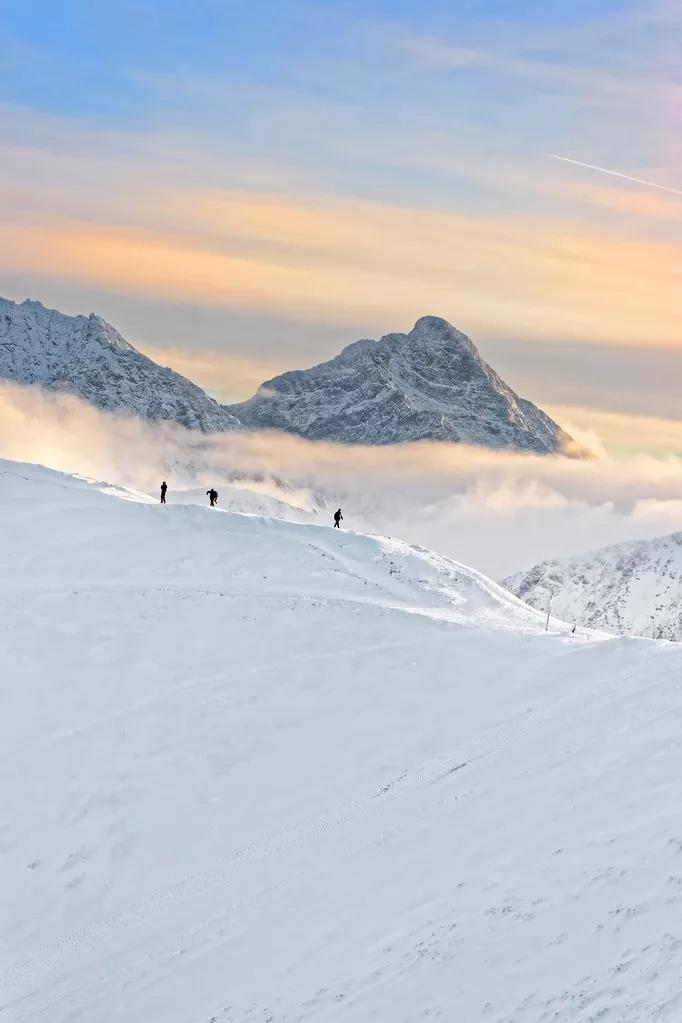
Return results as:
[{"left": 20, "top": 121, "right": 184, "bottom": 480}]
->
[
  {"left": 1, "top": 0, "right": 681, "bottom": 449},
  {"left": 3, "top": 0, "right": 672, "bottom": 172}
]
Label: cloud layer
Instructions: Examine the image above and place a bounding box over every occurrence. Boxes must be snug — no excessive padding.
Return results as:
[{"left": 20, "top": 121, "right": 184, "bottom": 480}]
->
[
  {"left": 3, "top": 186, "right": 682, "bottom": 349},
  {"left": 2, "top": 381, "right": 681, "bottom": 579}
]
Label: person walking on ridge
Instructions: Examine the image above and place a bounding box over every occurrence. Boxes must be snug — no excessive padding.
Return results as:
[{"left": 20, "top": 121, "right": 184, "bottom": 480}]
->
[
  {"left": 333, "top": 508, "right": 343, "bottom": 528},
  {"left": 207, "top": 488, "right": 218, "bottom": 508},
  {"left": 160, "top": 481, "right": 167, "bottom": 504}
]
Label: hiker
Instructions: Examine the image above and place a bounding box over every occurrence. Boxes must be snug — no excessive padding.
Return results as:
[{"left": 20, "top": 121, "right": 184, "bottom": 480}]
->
[
  {"left": 160, "top": 481, "right": 167, "bottom": 504},
  {"left": 333, "top": 508, "right": 343, "bottom": 528},
  {"left": 207, "top": 488, "right": 218, "bottom": 508}
]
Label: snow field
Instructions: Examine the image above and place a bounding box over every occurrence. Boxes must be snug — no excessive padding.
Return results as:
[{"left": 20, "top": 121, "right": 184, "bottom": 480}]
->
[{"left": 1, "top": 460, "right": 681, "bottom": 1022}]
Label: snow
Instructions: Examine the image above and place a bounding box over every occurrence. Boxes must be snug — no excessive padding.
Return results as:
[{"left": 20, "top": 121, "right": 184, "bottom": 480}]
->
[
  {"left": 504, "top": 531, "right": 682, "bottom": 640},
  {"left": 0, "top": 297, "right": 241, "bottom": 432},
  {"left": 156, "top": 482, "right": 320, "bottom": 524},
  {"left": 1, "top": 298, "right": 574, "bottom": 453},
  {"left": 2, "top": 458, "right": 682, "bottom": 1022},
  {"left": 229, "top": 316, "right": 575, "bottom": 452}
]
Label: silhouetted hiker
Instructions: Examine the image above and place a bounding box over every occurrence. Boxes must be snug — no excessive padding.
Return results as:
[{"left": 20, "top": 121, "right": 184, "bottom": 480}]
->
[
  {"left": 333, "top": 508, "right": 343, "bottom": 528},
  {"left": 207, "top": 488, "right": 218, "bottom": 507},
  {"left": 160, "top": 481, "right": 167, "bottom": 504}
]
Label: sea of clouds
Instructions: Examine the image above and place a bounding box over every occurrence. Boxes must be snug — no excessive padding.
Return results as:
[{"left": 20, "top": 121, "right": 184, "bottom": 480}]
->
[{"left": 2, "top": 380, "right": 681, "bottom": 578}]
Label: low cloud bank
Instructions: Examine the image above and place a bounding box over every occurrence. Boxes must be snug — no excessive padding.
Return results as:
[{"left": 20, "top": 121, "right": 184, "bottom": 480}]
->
[{"left": 2, "top": 381, "right": 681, "bottom": 577}]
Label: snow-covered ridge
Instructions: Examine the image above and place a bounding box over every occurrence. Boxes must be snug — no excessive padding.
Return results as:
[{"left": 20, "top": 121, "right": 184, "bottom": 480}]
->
[
  {"left": 0, "top": 458, "right": 573, "bottom": 635},
  {"left": 3, "top": 458, "right": 682, "bottom": 1021},
  {"left": 0, "top": 297, "right": 241, "bottom": 431},
  {"left": 1, "top": 296, "right": 575, "bottom": 452},
  {"left": 504, "top": 530, "right": 682, "bottom": 640},
  {"left": 230, "top": 315, "right": 575, "bottom": 452}
]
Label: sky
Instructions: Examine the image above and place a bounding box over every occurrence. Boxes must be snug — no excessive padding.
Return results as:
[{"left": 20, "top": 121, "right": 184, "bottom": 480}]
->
[{"left": 1, "top": 0, "right": 681, "bottom": 454}]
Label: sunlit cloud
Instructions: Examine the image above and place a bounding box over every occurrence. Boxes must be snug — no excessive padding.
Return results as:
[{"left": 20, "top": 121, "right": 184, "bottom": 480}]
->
[
  {"left": 548, "top": 405, "right": 682, "bottom": 458},
  {"left": 564, "top": 182, "right": 682, "bottom": 221},
  {"left": 3, "top": 190, "right": 682, "bottom": 347},
  {"left": 1, "top": 380, "right": 682, "bottom": 578}
]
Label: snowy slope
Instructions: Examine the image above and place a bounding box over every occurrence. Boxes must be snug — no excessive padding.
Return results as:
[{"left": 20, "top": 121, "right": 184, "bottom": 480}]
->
[
  {"left": 161, "top": 482, "right": 322, "bottom": 524},
  {"left": 0, "top": 297, "right": 241, "bottom": 432},
  {"left": 504, "top": 531, "right": 682, "bottom": 640},
  {"left": 2, "top": 460, "right": 682, "bottom": 1022},
  {"left": 231, "top": 315, "right": 574, "bottom": 452}
]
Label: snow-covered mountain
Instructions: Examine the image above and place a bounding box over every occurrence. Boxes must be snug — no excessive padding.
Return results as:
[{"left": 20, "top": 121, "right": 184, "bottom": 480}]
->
[
  {"left": 504, "top": 531, "right": 682, "bottom": 640},
  {"left": 3, "top": 457, "right": 682, "bottom": 1021},
  {"left": 1, "top": 298, "right": 574, "bottom": 453},
  {"left": 231, "top": 315, "right": 574, "bottom": 452},
  {"left": 0, "top": 297, "right": 241, "bottom": 432}
]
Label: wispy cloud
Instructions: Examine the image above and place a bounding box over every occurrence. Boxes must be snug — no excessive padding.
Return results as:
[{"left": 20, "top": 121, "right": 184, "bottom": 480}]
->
[
  {"left": 561, "top": 181, "right": 682, "bottom": 221},
  {"left": 386, "top": 21, "right": 682, "bottom": 108},
  {"left": 4, "top": 188, "right": 682, "bottom": 346}
]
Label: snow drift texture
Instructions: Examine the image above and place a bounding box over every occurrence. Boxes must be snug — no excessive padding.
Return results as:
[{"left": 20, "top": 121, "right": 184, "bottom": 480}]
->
[
  {"left": 2, "top": 458, "right": 682, "bottom": 1022},
  {"left": 1, "top": 296, "right": 572, "bottom": 452},
  {"left": 231, "top": 315, "right": 573, "bottom": 452},
  {"left": 505, "top": 530, "right": 682, "bottom": 640}
]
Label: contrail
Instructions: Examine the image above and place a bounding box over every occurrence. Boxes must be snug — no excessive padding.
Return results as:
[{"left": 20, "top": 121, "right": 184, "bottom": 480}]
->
[{"left": 549, "top": 153, "right": 682, "bottom": 197}]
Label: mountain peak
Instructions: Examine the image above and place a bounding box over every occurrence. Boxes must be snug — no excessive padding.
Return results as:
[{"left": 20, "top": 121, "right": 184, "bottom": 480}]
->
[
  {"left": 1, "top": 295, "right": 575, "bottom": 454},
  {"left": 408, "top": 315, "right": 479, "bottom": 359},
  {"left": 338, "top": 316, "right": 478, "bottom": 366},
  {"left": 411, "top": 314, "right": 469, "bottom": 340},
  {"left": 231, "top": 317, "right": 574, "bottom": 453},
  {"left": 0, "top": 295, "right": 242, "bottom": 433}
]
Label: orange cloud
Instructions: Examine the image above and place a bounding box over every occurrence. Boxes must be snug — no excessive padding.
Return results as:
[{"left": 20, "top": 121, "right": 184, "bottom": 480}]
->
[
  {"left": 566, "top": 182, "right": 682, "bottom": 220},
  {"left": 3, "top": 190, "right": 682, "bottom": 347},
  {"left": 548, "top": 404, "right": 682, "bottom": 457}
]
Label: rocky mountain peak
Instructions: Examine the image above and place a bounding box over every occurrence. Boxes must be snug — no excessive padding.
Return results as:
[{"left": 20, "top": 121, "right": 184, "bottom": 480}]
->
[
  {"left": 0, "top": 297, "right": 576, "bottom": 455},
  {"left": 0, "top": 295, "right": 241, "bottom": 433},
  {"left": 231, "top": 316, "right": 575, "bottom": 453}
]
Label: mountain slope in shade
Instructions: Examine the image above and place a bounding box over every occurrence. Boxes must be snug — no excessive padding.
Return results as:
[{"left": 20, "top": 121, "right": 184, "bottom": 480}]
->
[
  {"left": 504, "top": 531, "right": 682, "bottom": 640},
  {"left": 0, "top": 297, "right": 241, "bottom": 432},
  {"left": 230, "top": 315, "right": 574, "bottom": 452}
]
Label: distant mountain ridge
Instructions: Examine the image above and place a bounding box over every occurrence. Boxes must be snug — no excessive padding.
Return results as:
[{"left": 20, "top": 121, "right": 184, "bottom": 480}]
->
[
  {"left": 230, "top": 316, "right": 574, "bottom": 453},
  {"left": 0, "top": 297, "right": 573, "bottom": 453},
  {"left": 504, "top": 532, "right": 682, "bottom": 640},
  {"left": 0, "top": 297, "right": 241, "bottom": 432}
]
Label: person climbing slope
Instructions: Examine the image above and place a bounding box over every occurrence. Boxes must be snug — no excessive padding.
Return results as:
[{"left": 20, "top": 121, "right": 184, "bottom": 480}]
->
[
  {"left": 160, "top": 481, "right": 167, "bottom": 504},
  {"left": 207, "top": 488, "right": 218, "bottom": 508},
  {"left": 333, "top": 508, "right": 343, "bottom": 528}
]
